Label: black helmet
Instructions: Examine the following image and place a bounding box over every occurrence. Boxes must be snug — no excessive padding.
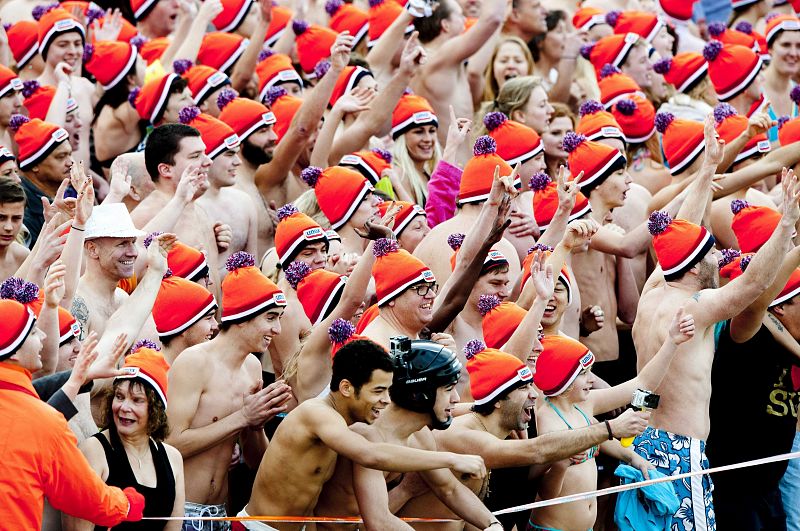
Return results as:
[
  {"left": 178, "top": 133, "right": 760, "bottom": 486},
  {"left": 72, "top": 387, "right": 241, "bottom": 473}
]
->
[{"left": 389, "top": 336, "right": 462, "bottom": 429}]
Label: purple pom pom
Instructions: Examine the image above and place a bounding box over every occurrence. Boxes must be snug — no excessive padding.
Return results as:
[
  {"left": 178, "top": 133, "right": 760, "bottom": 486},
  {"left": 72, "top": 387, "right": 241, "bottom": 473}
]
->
[
  {"left": 172, "top": 59, "right": 193, "bottom": 75},
  {"left": 652, "top": 58, "right": 672, "bottom": 75},
  {"left": 463, "top": 339, "right": 485, "bottom": 360},
  {"left": 735, "top": 21, "right": 753, "bottom": 34},
  {"left": 579, "top": 100, "right": 605, "bottom": 117},
  {"left": 130, "top": 35, "right": 147, "bottom": 49},
  {"left": 731, "top": 199, "right": 749, "bottom": 214},
  {"left": 31, "top": 3, "right": 58, "bottom": 21},
  {"left": 225, "top": 251, "right": 256, "bottom": 271},
  {"left": 329, "top": 318, "right": 356, "bottom": 344},
  {"left": 561, "top": 131, "right": 586, "bottom": 154},
  {"left": 300, "top": 166, "right": 322, "bottom": 187},
  {"left": 8, "top": 114, "right": 29, "bottom": 133},
  {"left": 766, "top": 12, "right": 781, "bottom": 23},
  {"left": 708, "top": 21, "right": 726, "bottom": 37},
  {"left": 477, "top": 294, "right": 500, "bottom": 317},
  {"left": 21, "top": 80, "right": 39, "bottom": 99},
  {"left": 654, "top": 112, "right": 675, "bottom": 134},
  {"left": 447, "top": 233, "right": 465, "bottom": 251},
  {"left": 713, "top": 103, "right": 737, "bottom": 124},
  {"left": 276, "top": 204, "right": 298, "bottom": 221},
  {"left": 529, "top": 172, "right": 551, "bottom": 191},
  {"left": 615, "top": 98, "right": 637, "bottom": 116},
  {"left": 647, "top": 211, "right": 672, "bottom": 235},
  {"left": 605, "top": 10, "right": 621, "bottom": 27},
  {"left": 265, "top": 85, "right": 287, "bottom": 106},
  {"left": 528, "top": 243, "right": 554, "bottom": 254},
  {"left": 325, "top": 0, "right": 343, "bottom": 16},
  {"left": 178, "top": 105, "right": 200, "bottom": 124},
  {"left": 128, "top": 87, "right": 140, "bottom": 108},
  {"left": 143, "top": 231, "right": 162, "bottom": 248},
  {"left": 284, "top": 261, "right": 312, "bottom": 289},
  {"left": 313, "top": 59, "right": 331, "bottom": 80},
  {"left": 580, "top": 42, "right": 595, "bottom": 60},
  {"left": 740, "top": 254, "right": 753, "bottom": 271},
  {"left": 718, "top": 248, "right": 741, "bottom": 268},
  {"left": 368, "top": 0, "right": 384, "bottom": 6},
  {"left": 2, "top": 23, "right": 10, "bottom": 31},
  {"left": 778, "top": 115, "right": 792, "bottom": 129},
  {"left": 292, "top": 20, "right": 309, "bottom": 35},
  {"left": 0, "top": 277, "right": 24, "bottom": 300},
  {"left": 82, "top": 44, "right": 94, "bottom": 64},
  {"left": 790, "top": 86, "right": 800, "bottom": 106},
  {"left": 86, "top": 6, "right": 105, "bottom": 25},
  {"left": 1, "top": 277, "right": 40, "bottom": 304},
  {"left": 600, "top": 64, "right": 621, "bottom": 79},
  {"left": 20, "top": 281, "right": 40, "bottom": 304},
  {"left": 402, "top": 87, "right": 414, "bottom": 96},
  {"left": 373, "top": 238, "right": 399, "bottom": 258},
  {"left": 372, "top": 148, "right": 392, "bottom": 163},
  {"left": 131, "top": 339, "right": 161, "bottom": 353},
  {"left": 216, "top": 87, "right": 237, "bottom": 110},
  {"left": 703, "top": 40, "right": 723, "bottom": 62},
  {"left": 537, "top": 330, "right": 544, "bottom": 341},
  {"left": 258, "top": 48, "right": 275, "bottom": 62},
  {"left": 483, "top": 111, "right": 508, "bottom": 132},
  {"left": 163, "top": 268, "right": 173, "bottom": 278},
  {"left": 473, "top": 135, "right": 497, "bottom": 156}
]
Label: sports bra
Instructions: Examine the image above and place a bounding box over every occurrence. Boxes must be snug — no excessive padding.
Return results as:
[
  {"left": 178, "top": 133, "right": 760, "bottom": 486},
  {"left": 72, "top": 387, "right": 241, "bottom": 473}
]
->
[{"left": 544, "top": 397, "right": 599, "bottom": 463}]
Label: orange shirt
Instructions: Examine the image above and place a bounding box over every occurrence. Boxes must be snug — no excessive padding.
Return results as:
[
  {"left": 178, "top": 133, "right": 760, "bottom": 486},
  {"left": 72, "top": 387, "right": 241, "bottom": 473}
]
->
[{"left": 0, "top": 362, "right": 129, "bottom": 528}]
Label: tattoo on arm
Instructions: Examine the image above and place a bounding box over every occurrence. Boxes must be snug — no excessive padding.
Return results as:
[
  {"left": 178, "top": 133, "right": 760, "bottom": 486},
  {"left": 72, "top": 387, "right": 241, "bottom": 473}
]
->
[
  {"left": 768, "top": 313, "right": 785, "bottom": 332},
  {"left": 70, "top": 296, "right": 89, "bottom": 341}
]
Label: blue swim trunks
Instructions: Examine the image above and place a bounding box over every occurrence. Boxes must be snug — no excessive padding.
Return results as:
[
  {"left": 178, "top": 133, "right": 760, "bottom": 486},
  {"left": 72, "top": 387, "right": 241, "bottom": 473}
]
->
[{"left": 633, "top": 427, "right": 716, "bottom": 531}]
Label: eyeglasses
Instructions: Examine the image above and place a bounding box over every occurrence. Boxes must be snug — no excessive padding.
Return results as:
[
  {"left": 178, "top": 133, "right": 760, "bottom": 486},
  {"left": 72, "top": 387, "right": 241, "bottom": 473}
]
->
[{"left": 409, "top": 282, "right": 439, "bottom": 297}]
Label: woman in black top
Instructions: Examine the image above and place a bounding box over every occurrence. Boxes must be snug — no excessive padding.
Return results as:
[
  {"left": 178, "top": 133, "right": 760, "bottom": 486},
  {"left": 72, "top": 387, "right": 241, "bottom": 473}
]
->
[{"left": 65, "top": 346, "right": 185, "bottom": 531}]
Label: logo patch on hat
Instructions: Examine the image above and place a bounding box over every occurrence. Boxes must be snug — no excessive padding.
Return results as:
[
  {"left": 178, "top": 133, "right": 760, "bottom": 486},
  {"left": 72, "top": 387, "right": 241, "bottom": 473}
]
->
[
  {"left": 277, "top": 70, "right": 300, "bottom": 82},
  {"left": 518, "top": 367, "right": 533, "bottom": 381},
  {"left": 208, "top": 72, "right": 227, "bottom": 87},
  {"left": 274, "top": 293, "right": 287, "bottom": 305},
  {"left": 624, "top": 32, "right": 639, "bottom": 44},
  {"left": 757, "top": 140, "right": 771, "bottom": 152},
  {"left": 262, "top": 112, "right": 276, "bottom": 125},
  {"left": 0, "top": 147, "right": 12, "bottom": 159},
  {"left": 412, "top": 111, "right": 434, "bottom": 123},
  {"left": 54, "top": 19, "right": 78, "bottom": 31},
  {"left": 579, "top": 351, "right": 594, "bottom": 367},
  {"left": 421, "top": 270, "right": 435, "bottom": 282},
  {"left": 486, "top": 250, "right": 506, "bottom": 262},
  {"left": 120, "top": 367, "right": 140, "bottom": 377},
  {"left": 224, "top": 134, "right": 240, "bottom": 149},
  {"left": 70, "top": 322, "right": 81, "bottom": 337},
  {"left": 66, "top": 98, "right": 78, "bottom": 113},
  {"left": 341, "top": 154, "right": 361, "bottom": 165},
  {"left": 9, "top": 78, "right": 22, "bottom": 91},
  {"left": 601, "top": 126, "right": 623, "bottom": 137},
  {"left": 52, "top": 128, "right": 68, "bottom": 142},
  {"left": 303, "top": 227, "right": 324, "bottom": 239}
]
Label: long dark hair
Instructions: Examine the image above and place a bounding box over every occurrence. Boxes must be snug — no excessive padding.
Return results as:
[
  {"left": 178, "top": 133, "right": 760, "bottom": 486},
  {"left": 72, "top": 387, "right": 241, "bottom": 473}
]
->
[{"left": 101, "top": 378, "right": 170, "bottom": 441}]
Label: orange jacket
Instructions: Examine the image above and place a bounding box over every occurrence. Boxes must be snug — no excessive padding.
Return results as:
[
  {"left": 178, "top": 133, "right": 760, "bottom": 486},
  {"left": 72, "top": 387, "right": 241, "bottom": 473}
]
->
[{"left": 0, "top": 362, "right": 130, "bottom": 528}]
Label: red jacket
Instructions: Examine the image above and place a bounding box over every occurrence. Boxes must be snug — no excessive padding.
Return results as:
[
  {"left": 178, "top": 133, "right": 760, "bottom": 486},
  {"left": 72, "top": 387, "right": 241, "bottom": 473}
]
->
[{"left": 0, "top": 362, "right": 129, "bottom": 528}]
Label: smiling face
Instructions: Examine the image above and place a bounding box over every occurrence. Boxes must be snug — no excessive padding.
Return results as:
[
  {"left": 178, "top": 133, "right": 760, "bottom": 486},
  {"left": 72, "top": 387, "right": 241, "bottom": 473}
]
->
[
  {"left": 432, "top": 381, "right": 460, "bottom": 427},
  {"left": 621, "top": 43, "right": 653, "bottom": 89},
  {"left": 652, "top": 25, "right": 675, "bottom": 58},
  {"left": 388, "top": 281, "right": 438, "bottom": 331},
  {"left": 397, "top": 214, "right": 430, "bottom": 254},
  {"left": 0, "top": 201, "right": 24, "bottom": 247},
  {"left": 87, "top": 237, "right": 138, "bottom": 280},
  {"left": 564, "top": 367, "right": 594, "bottom": 403},
  {"left": 543, "top": 115, "right": 572, "bottom": 159},
  {"left": 46, "top": 31, "right": 83, "bottom": 69},
  {"left": 295, "top": 241, "right": 329, "bottom": 271},
  {"left": 498, "top": 382, "right": 537, "bottom": 431},
  {"left": 112, "top": 380, "right": 150, "bottom": 436},
  {"left": 183, "top": 310, "right": 219, "bottom": 346},
  {"left": 0, "top": 90, "right": 23, "bottom": 126},
  {"left": 351, "top": 368, "right": 393, "bottom": 423},
  {"left": 512, "top": 86, "right": 553, "bottom": 134},
  {"left": 11, "top": 326, "right": 45, "bottom": 372},
  {"left": 235, "top": 307, "right": 284, "bottom": 352},
  {"left": 404, "top": 125, "right": 438, "bottom": 163},
  {"left": 493, "top": 41, "right": 530, "bottom": 90},
  {"left": 56, "top": 337, "right": 81, "bottom": 372},
  {"left": 771, "top": 30, "right": 800, "bottom": 77},
  {"left": 208, "top": 147, "right": 241, "bottom": 188},
  {"left": 541, "top": 278, "right": 569, "bottom": 329}
]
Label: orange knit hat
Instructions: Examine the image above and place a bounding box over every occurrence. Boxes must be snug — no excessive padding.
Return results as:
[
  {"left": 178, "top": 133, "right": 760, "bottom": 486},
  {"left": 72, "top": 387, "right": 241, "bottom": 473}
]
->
[
  {"left": 534, "top": 335, "right": 595, "bottom": 396},
  {"left": 139, "top": 37, "right": 170, "bottom": 65},
  {"left": 611, "top": 95, "right": 656, "bottom": 143},
  {"left": 731, "top": 21, "right": 769, "bottom": 60},
  {"left": 0, "top": 300, "right": 35, "bottom": 359},
  {"left": 713, "top": 103, "right": 770, "bottom": 164},
  {"left": 144, "top": 232, "right": 209, "bottom": 282},
  {"left": 0, "top": 277, "right": 78, "bottom": 347},
  {"left": 264, "top": 86, "right": 303, "bottom": 142},
  {"left": 217, "top": 90, "right": 276, "bottom": 143},
  {"left": 130, "top": 0, "right": 158, "bottom": 21},
  {"left": 356, "top": 303, "right": 379, "bottom": 333},
  {"left": 464, "top": 339, "right": 532, "bottom": 405},
  {"left": 178, "top": 106, "right": 240, "bottom": 159},
  {"left": 598, "top": 64, "right": 645, "bottom": 108},
  {"left": 652, "top": 52, "right": 708, "bottom": 94},
  {"left": 8, "top": 115, "right": 68, "bottom": 171},
  {"left": 292, "top": 20, "right": 338, "bottom": 76},
  {"left": 301, "top": 165, "right": 374, "bottom": 230},
  {"left": 256, "top": 50, "right": 303, "bottom": 103},
  {"left": 340, "top": 148, "right": 393, "bottom": 185},
  {"left": 265, "top": 5, "right": 293, "bottom": 46},
  {"left": 22, "top": 81, "right": 78, "bottom": 121},
  {"left": 83, "top": 41, "right": 138, "bottom": 91},
  {"left": 483, "top": 112, "right": 543, "bottom": 166},
  {"left": 117, "top": 346, "right": 170, "bottom": 408},
  {"left": 8, "top": 21, "right": 38, "bottom": 69},
  {"left": 391, "top": 93, "right": 438, "bottom": 139},
  {"left": 274, "top": 204, "right": 327, "bottom": 266},
  {"left": 285, "top": 261, "right": 347, "bottom": 325},
  {"left": 212, "top": 0, "right": 252, "bottom": 32},
  {"left": 658, "top": 0, "right": 698, "bottom": 21},
  {"left": 221, "top": 252, "right": 286, "bottom": 323},
  {"left": 35, "top": 6, "right": 84, "bottom": 60},
  {"left": 654, "top": 112, "right": 705, "bottom": 175},
  {"left": 530, "top": 173, "right": 591, "bottom": 232},
  {"left": 702, "top": 41, "right": 762, "bottom": 102},
  {"left": 198, "top": 32, "right": 248, "bottom": 74},
  {"left": 576, "top": 100, "right": 625, "bottom": 142},
  {"left": 730, "top": 199, "right": 782, "bottom": 253},
  {"left": 131, "top": 72, "right": 179, "bottom": 123},
  {"left": 562, "top": 132, "right": 626, "bottom": 192},
  {"left": 718, "top": 248, "right": 743, "bottom": 280},
  {"left": 0, "top": 65, "right": 21, "bottom": 101},
  {"left": 372, "top": 238, "right": 435, "bottom": 306},
  {"left": 708, "top": 21, "right": 759, "bottom": 51},
  {"left": 778, "top": 111, "right": 800, "bottom": 147},
  {"left": 378, "top": 200, "right": 425, "bottom": 236},
  {"left": 478, "top": 295, "right": 527, "bottom": 350},
  {"left": 771, "top": 267, "right": 800, "bottom": 307},
  {"left": 329, "top": 318, "right": 369, "bottom": 358},
  {"left": 606, "top": 10, "right": 665, "bottom": 43},
  {"left": 153, "top": 272, "right": 217, "bottom": 339},
  {"left": 326, "top": 0, "right": 369, "bottom": 45},
  {"left": 330, "top": 65, "right": 373, "bottom": 107},
  {"left": 581, "top": 33, "right": 641, "bottom": 77},
  {"left": 765, "top": 13, "right": 800, "bottom": 46},
  {"left": 368, "top": 0, "right": 413, "bottom": 48},
  {"left": 573, "top": 6, "right": 607, "bottom": 31},
  {"left": 447, "top": 233, "right": 508, "bottom": 273},
  {"left": 173, "top": 60, "right": 231, "bottom": 106},
  {"left": 458, "top": 136, "right": 516, "bottom": 205},
  {"left": 648, "top": 211, "right": 715, "bottom": 280}
]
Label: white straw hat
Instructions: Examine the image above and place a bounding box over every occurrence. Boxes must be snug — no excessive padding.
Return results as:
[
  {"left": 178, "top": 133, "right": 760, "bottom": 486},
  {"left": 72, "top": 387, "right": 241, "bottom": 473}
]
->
[{"left": 84, "top": 203, "right": 146, "bottom": 240}]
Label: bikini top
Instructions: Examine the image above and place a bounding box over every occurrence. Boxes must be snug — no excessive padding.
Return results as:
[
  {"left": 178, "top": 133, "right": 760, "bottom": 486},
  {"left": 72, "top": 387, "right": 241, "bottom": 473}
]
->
[{"left": 544, "top": 397, "right": 599, "bottom": 463}]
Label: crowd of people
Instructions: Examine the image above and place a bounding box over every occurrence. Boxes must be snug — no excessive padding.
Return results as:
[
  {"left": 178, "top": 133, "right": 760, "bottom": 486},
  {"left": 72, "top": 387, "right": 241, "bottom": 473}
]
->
[{"left": 0, "top": 0, "right": 799, "bottom": 529}]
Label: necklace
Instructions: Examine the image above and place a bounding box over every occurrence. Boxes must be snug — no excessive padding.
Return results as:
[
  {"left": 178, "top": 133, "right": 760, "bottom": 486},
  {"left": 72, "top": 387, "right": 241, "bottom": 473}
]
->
[
  {"left": 125, "top": 443, "right": 150, "bottom": 469},
  {"left": 470, "top": 414, "right": 493, "bottom": 499},
  {"left": 472, "top": 412, "right": 491, "bottom": 434}
]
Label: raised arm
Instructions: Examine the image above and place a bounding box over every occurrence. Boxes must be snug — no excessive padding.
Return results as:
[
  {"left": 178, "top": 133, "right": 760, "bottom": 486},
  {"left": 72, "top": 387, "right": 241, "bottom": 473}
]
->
[
  {"left": 366, "top": 10, "right": 414, "bottom": 83},
  {"left": 61, "top": 163, "right": 94, "bottom": 308},
  {"left": 230, "top": 0, "right": 270, "bottom": 92},
  {"left": 426, "top": 0, "right": 506, "bottom": 67},
  {"left": 714, "top": 146, "right": 800, "bottom": 199},
  {"left": 170, "top": 0, "right": 223, "bottom": 68},
  {"left": 717, "top": 112, "right": 774, "bottom": 174},
  {"left": 309, "top": 89, "right": 372, "bottom": 167},
  {"left": 536, "top": 167, "right": 580, "bottom": 249},
  {"left": 676, "top": 115, "right": 726, "bottom": 225},
  {"left": 504, "top": 252, "right": 552, "bottom": 362},
  {"left": 36, "top": 261, "right": 67, "bottom": 376}
]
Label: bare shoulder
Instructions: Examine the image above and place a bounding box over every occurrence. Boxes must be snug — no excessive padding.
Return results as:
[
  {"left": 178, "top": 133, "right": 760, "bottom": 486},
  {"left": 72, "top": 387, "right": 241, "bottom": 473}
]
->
[
  {"left": 162, "top": 442, "right": 184, "bottom": 470},
  {"left": 169, "top": 343, "right": 212, "bottom": 375},
  {"left": 409, "top": 427, "right": 436, "bottom": 450},
  {"left": 350, "top": 421, "right": 374, "bottom": 438},
  {"left": 244, "top": 353, "right": 263, "bottom": 376},
  {"left": 79, "top": 432, "right": 110, "bottom": 478},
  {"left": 10, "top": 242, "right": 29, "bottom": 260}
]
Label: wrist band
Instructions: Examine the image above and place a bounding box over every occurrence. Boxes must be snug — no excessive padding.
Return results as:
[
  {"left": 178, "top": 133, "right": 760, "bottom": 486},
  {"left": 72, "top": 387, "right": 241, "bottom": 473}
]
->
[
  {"left": 605, "top": 420, "right": 614, "bottom": 440},
  {"left": 71, "top": 225, "right": 85, "bottom": 231}
]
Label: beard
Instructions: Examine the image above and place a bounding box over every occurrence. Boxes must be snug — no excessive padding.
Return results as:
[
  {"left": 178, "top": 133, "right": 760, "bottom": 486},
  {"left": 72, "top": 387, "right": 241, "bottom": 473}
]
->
[
  {"left": 697, "top": 260, "right": 719, "bottom": 289},
  {"left": 241, "top": 138, "right": 272, "bottom": 167}
]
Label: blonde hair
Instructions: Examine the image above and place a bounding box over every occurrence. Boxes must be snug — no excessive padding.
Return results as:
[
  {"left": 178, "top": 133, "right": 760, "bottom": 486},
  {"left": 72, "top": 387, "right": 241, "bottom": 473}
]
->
[
  {"left": 475, "top": 76, "right": 544, "bottom": 137},
  {"left": 391, "top": 133, "right": 441, "bottom": 206},
  {"left": 293, "top": 189, "right": 330, "bottom": 228},
  {"left": 687, "top": 75, "right": 718, "bottom": 107},
  {"left": 482, "top": 36, "right": 535, "bottom": 105}
]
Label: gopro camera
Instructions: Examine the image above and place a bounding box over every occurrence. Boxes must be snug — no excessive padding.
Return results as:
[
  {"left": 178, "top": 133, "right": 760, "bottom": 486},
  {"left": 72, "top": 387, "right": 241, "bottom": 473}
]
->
[
  {"left": 390, "top": 336, "right": 412, "bottom": 358},
  {"left": 631, "top": 388, "right": 660, "bottom": 410}
]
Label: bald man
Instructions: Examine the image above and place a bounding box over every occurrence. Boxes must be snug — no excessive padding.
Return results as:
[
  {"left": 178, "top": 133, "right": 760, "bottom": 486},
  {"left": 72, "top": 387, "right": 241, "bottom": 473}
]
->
[{"left": 106, "top": 153, "right": 155, "bottom": 211}]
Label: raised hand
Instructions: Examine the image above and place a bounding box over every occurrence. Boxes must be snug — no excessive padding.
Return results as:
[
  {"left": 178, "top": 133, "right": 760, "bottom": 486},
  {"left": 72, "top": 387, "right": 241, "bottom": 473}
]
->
[
  {"left": 72, "top": 163, "right": 95, "bottom": 227},
  {"left": 257, "top": 0, "right": 272, "bottom": 24},
  {"left": 332, "top": 86, "right": 374, "bottom": 115},
  {"left": 214, "top": 222, "right": 233, "bottom": 252},
  {"left": 329, "top": 31, "right": 355, "bottom": 72},
  {"left": 147, "top": 232, "right": 177, "bottom": 275},
  {"left": 780, "top": 169, "right": 800, "bottom": 223},
  {"left": 35, "top": 218, "right": 70, "bottom": 269},
  {"left": 197, "top": 0, "right": 223, "bottom": 21},
  {"left": 430, "top": 332, "right": 456, "bottom": 353},
  {"left": 44, "top": 259, "right": 67, "bottom": 307},
  {"left": 91, "top": 8, "right": 123, "bottom": 42},
  {"left": 530, "top": 250, "right": 555, "bottom": 301},
  {"left": 562, "top": 218, "right": 599, "bottom": 250},
  {"left": 54, "top": 62, "right": 72, "bottom": 85},
  {"left": 85, "top": 332, "right": 129, "bottom": 382},
  {"left": 398, "top": 31, "right": 427, "bottom": 76},
  {"left": 507, "top": 211, "right": 537, "bottom": 237},
  {"left": 556, "top": 166, "right": 580, "bottom": 212},
  {"left": 107, "top": 158, "right": 132, "bottom": 203},
  {"left": 41, "top": 178, "right": 77, "bottom": 223},
  {"left": 668, "top": 306, "right": 695, "bottom": 345},
  {"left": 174, "top": 165, "right": 207, "bottom": 205},
  {"left": 443, "top": 105, "right": 472, "bottom": 161},
  {"left": 747, "top": 112, "right": 776, "bottom": 138},
  {"left": 702, "top": 113, "right": 725, "bottom": 168}
]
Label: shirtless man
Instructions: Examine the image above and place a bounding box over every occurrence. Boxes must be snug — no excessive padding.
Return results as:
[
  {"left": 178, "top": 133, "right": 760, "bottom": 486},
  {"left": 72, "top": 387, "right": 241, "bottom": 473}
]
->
[
  {"left": 106, "top": 153, "right": 155, "bottom": 212},
  {"left": 412, "top": 0, "right": 506, "bottom": 165},
  {"left": 132, "top": 123, "right": 222, "bottom": 290},
  {"left": 0, "top": 66, "right": 23, "bottom": 149},
  {"left": 502, "top": 0, "right": 548, "bottom": 43},
  {"left": 134, "top": 0, "right": 182, "bottom": 39},
  {"left": 632, "top": 145, "right": 800, "bottom": 530},
  {"left": 0, "top": 179, "right": 30, "bottom": 280},
  {"left": 238, "top": 338, "right": 486, "bottom": 531},
  {"left": 317, "top": 338, "right": 502, "bottom": 531},
  {"left": 167, "top": 252, "right": 293, "bottom": 530}
]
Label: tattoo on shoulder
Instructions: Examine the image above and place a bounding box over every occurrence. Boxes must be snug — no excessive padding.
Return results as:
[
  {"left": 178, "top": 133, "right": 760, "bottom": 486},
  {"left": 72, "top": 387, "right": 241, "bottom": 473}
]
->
[
  {"left": 691, "top": 292, "right": 702, "bottom": 302},
  {"left": 70, "top": 296, "right": 90, "bottom": 340}
]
